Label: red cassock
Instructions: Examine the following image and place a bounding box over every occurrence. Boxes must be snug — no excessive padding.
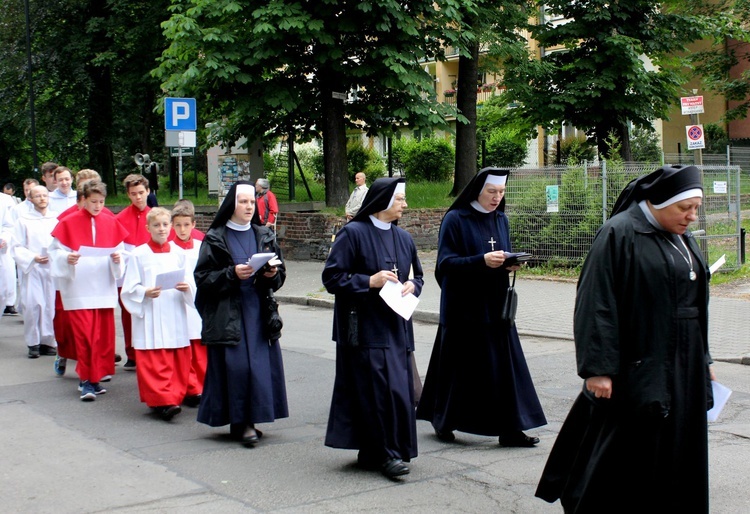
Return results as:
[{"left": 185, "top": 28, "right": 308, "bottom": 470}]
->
[
  {"left": 169, "top": 236, "right": 207, "bottom": 397},
  {"left": 54, "top": 205, "right": 115, "bottom": 358},
  {"left": 115, "top": 204, "right": 151, "bottom": 361},
  {"left": 51, "top": 209, "right": 129, "bottom": 383}
]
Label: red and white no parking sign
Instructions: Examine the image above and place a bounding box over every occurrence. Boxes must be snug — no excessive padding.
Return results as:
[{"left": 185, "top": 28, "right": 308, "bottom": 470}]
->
[{"left": 686, "top": 124, "right": 705, "bottom": 150}]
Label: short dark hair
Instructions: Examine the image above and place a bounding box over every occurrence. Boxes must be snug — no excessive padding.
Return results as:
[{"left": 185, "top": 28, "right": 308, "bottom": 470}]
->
[
  {"left": 83, "top": 180, "right": 107, "bottom": 198},
  {"left": 122, "top": 174, "right": 149, "bottom": 191}
]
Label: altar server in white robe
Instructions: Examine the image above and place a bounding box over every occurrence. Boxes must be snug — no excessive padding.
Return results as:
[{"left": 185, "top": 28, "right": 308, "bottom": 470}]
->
[
  {"left": 120, "top": 207, "right": 193, "bottom": 421},
  {"left": 0, "top": 191, "right": 16, "bottom": 314},
  {"left": 11, "top": 186, "right": 59, "bottom": 357}
]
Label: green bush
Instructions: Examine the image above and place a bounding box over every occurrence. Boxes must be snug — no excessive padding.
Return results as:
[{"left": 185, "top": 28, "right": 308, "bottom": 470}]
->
[
  {"left": 392, "top": 137, "right": 454, "bottom": 182},
  {"left": 704, "top": 123, "right": 729, "bottom": 154},
  {"left": 481, "top": 128, "right": 527, "bottom": 168},
  {"left": 548, "top": 135, "right": 596, "bottom": 165},
  {"left": 630, "top": 126, "right": 662, "bottom": 162},
  {"left": 347, "top": 140, "right": 386, "bottom": 182}
]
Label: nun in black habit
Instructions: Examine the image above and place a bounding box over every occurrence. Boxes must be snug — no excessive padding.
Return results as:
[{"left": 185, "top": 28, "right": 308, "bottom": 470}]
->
[
  {"left": 416, "top": 167, "right": 547, "bottom": 446},
  {"left": 535, "top": 165, "right": 714, "bottom": 513},
  {"left": 194, "top": 181, "right": 288, "bottom": 447},
  {"left": 322, "top": 177, "right": 423, "bottom": 479}
]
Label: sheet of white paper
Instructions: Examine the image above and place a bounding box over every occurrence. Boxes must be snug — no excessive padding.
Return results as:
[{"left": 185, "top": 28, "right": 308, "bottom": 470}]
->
[
  {"left": 379, "top": 279, "right": 420, "bottom": 320},
  {"left": 78, "top": 245, "right": 118, "bottom": 258},
  {"left": 246, "top": 252, "right": 276, "bottom": 276},
  {"left": 40, "top": 247, "right": 48, "bottom": 257},
  {"left": 154, "top": 269, "right": 185, "bottom": 290},
  {"left": 709, "top": 254, "right": 726, "bottom": 275},
  {"left": 707, "top": 381, "right": 732, "bottom": 422}
]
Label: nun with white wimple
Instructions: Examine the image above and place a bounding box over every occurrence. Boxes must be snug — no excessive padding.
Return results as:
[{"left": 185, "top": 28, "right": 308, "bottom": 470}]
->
[
  {"left": 536, "top": 164, "right": 713, "bottom": 512},
  {"left": 322, "top": 177, "right": 424, "bottom": 479},
  {"left": 417, "top": 167, "right": 547, "bottom": 447},
  {"left": 194, "top": 181, "right": 287, "bottom": 447}
]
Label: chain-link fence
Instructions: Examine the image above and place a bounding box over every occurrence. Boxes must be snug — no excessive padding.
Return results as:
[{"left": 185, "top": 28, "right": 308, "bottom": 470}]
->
[{"left": 506, "top": 162, "right": 744, "bottom": 271}]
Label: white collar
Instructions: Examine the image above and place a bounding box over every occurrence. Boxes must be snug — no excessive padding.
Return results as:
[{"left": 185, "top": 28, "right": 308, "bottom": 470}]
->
[
  {"left": 369, "top": 215, "right": 391, "bottom": 230},
  {"left": 470, "top": 200, "right": 492, "bottom": 213},
  {"left": 226, "top": 219, "right": 252, "bottom": 231}
]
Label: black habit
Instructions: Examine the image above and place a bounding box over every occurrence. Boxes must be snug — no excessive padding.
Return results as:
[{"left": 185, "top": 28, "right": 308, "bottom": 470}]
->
[
  {"left": 322, "top": 180, "right": 424, "bottom": 464},
  {"left": 417, "top": 168, "right": 547, "bottom": 437},
  {"left": 535, "top": 200, "right": 712, "bottom": 513}
]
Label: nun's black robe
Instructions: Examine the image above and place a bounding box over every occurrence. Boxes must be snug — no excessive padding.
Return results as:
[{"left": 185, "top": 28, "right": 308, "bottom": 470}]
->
[
  {"left": 535, "top": 203, "right": 712, "bottom": 513},
  {"left": 322, "top": 219, "right": 423, "bottom": 463},
  {"left": 416, "top": 206, "right": 547, "bottom": 436}
]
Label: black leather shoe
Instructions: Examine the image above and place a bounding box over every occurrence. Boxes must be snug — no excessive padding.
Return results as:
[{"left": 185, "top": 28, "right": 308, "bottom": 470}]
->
[
  {"left": 39, "top": 345, "right": 57, "bottom": 356},
  {"left": 499, "top": 431, "right": 539, "bottom": 447},
  {"left": 28, "top": 345, "right": 40, "bottom": 359},
  {"left": 381, "top": 458, "right": 410, "bottom": 478},
  {"left": 241, "top": 425, "right": 259, "bottom": 446},
  {"left": 434, "top": 428, "right": 455, "bottom": 442},
  {"left": 158, "top": 405, "right": 182, "bottom": 421},
  {"left": 183, "top": 394, "right": 202, "bottom": 408}
]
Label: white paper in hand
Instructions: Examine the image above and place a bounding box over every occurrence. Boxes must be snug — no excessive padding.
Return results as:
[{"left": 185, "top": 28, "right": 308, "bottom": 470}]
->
[
  {"left": 707, "top": 381, "right": 732, "bottom": 422},
  {"left": 379, "top": 280, "right": 420, "bottom": 320},
  {"left": 245, "top": 252, "right": 276, "bottom": 276}
]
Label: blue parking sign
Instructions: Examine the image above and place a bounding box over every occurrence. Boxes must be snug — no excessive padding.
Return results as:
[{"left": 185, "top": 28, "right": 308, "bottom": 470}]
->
[{"left": 164, "top": 98, "right": 197, "bottom": 131}]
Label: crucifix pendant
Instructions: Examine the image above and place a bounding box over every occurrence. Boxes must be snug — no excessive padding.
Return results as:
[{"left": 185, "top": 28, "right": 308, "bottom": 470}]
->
[
  {"left": 487, "top": 237, "right": 497, "bottom": 251},
  {"left": 391, "top": 264, "right": 399, "bottom": 275}
]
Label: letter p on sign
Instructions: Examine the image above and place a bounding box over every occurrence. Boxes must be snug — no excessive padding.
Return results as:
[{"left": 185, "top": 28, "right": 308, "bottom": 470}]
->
[{"left": 164, "top": 98, "right": 197, "bottom": 131}]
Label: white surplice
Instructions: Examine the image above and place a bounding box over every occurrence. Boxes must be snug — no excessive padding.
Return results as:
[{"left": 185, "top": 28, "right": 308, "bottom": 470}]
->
[
  {"left": 171, "top": 240, "right": 203, "bottom": 340},
  {"left": 0, "top": 193, "right": 16, "bottom": 310},
  {"left": 120, "top": 244, "right": 192, "bottom": 350},
  {"left": 11, "top": 209, "right": 58, "bottom": 347},
  {"left": 48, "top": 189, "right": 77, "bottom": 216}
]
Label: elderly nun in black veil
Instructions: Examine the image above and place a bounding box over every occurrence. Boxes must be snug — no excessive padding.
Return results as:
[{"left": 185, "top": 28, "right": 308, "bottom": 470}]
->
[
  {"left": 417, "top": 167, "right": 547, "bottom": 446},
  {"left": 536, "top": 165, "right": 714, "bottom": 513},
  {"left": 322, "top": 177, "right": 424, "bottom": 479},
  {"left": 194, "top": 181, "right": 288, "bottom": 447}
]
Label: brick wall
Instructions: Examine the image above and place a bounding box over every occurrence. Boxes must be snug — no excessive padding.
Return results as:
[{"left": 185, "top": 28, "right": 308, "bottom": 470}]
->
[{"left": 193, "top": 207, "right": 446, "bottom": 261}]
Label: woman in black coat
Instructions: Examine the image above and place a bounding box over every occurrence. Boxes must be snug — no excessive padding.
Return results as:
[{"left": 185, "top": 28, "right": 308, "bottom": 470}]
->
[
  {"left": 194, "top": 181, "right": 287, "bottom": 446},
  {"left": 536, "top": 165, "right": 715, "bottom": 513}
]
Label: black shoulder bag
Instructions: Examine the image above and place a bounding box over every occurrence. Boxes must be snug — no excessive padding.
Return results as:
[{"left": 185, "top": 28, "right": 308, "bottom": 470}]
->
[
  {"left": 261, "top": 288, "right": 283, "bottom": 341},
  {"left": 500, "top": 271, "right": 518, "bottom": 324}
]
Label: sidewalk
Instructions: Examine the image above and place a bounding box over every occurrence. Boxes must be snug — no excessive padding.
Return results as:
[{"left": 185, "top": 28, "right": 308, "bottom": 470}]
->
[{"left": 278, "top": 252, "right": 750, "bottom": 365}]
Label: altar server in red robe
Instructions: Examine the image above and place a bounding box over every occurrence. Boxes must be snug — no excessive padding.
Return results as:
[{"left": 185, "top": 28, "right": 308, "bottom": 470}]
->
[
  {"left": 120, "top": 208, "right": 193, "bottom": 421},
  {"left": 49, "top": 180, "right": 128, "bottom": 401},
  {"left": 170, "top": 200, "right": 206, "bottom": 408},
  {"left": 116, "top": 174, "right": 152, "bottom": 371}
]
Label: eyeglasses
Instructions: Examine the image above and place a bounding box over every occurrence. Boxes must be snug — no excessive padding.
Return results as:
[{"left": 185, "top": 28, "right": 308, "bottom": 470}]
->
[{"left": 394, "top": 195, "right": 407, "bottom": 203}]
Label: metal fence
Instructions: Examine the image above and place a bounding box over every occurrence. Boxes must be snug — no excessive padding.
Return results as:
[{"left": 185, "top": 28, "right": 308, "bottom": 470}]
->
[{"left": 505, "top": 162, "right": 744, "bottom": 271}]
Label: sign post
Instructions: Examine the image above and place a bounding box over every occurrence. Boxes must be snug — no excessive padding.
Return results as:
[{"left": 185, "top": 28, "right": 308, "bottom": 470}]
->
[{"left": 164, "top": 98, "right": 197, "bottom": 199}]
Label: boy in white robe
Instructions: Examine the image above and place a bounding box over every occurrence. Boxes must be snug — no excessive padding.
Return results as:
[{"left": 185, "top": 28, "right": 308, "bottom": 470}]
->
[
  {"left": 11, "top": 186, "right": 59, "bottom": 358},
  {"left": 170, "top": 200, "right": 206, "bottom": 408},
  {"left": 0, "top": 191, "right": 17, "bottom": 315},
  {"left": 120, "top": 207, "right": 193, "bottom": 421}
]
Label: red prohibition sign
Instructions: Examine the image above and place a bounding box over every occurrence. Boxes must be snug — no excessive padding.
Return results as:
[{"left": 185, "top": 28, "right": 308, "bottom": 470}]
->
[{"left": 688, "top": 126, "right": 703, "bottom": 140}]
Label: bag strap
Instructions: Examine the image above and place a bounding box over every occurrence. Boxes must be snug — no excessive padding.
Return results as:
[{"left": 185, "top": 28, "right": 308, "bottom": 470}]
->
[{"left": 510, "top": 270, "right": 516, "bottom": 287}]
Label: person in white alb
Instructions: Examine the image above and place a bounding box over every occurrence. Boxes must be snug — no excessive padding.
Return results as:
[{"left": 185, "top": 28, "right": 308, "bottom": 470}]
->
[
  {"left": 47, "top": 167, "right": 77, "bottom": 215},
  {"left": 11, "top": 186, "right": 59, "bottom": 358}
]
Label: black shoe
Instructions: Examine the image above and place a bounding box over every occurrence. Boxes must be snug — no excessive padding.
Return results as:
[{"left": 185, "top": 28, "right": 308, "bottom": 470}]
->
[
  {"left": 357, "top": 452, "right": 381, "bottom": 471},
  {"left": 28, "top": 345, "right": 40, "bottom": 358},
  {"left": 183, "top": 394, "right": 202, "bottom": 408},
  {"left": 4, "top": 306, "right": 18, "bottom": 315},
  {"left": 39, "top": 345, "right": 57, "bottom": 356},
  {"left": 499, "top": 431, "right": 539, "bottom": 447},
  {"left": 114, "top": 353, "right": 122, "bottom": 363},
  {"left": 381, "top": 458, "right": 410, "bottom": 478},
  {"left": 123, "top": 359, "right": 136, "bottom": 371},
  {"left": 241, "top": 425, "right": 259, "bottom": 446},
  {"left": 434, "top": 428, "right": 455, "bottom": 442},
  {"left": 158, "top": 405, "right": 182, "bottom": 421}
]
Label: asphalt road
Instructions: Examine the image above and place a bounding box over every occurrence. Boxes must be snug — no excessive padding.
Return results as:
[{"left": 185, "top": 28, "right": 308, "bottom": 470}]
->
[{"left": 1, "top": 304, "right": 748, "bottom": 513}]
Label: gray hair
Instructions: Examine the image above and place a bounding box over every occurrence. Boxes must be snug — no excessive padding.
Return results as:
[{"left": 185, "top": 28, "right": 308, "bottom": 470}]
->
[{"left": 256, "top": 178, "right": 270, "bottom": 193}]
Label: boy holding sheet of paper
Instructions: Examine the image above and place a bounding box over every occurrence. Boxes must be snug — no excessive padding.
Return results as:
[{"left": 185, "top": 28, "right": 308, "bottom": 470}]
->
[
  {"left": 120, "top": 207, "right": 192, "bottom": 420},
  {"left": 49, "top": 180, "right": 128, "bottom": 401}
]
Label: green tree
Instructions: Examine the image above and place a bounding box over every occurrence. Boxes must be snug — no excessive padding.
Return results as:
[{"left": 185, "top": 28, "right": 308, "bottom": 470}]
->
[
  {"left": 156, "top": 0, "right": 458, "bottom": 207},
  {"left": 448, "top": 0, "right": 532, "bottom": 196},
  {"left": 504, "top": 0, "right": 709, "bottom": 160},
  {"left": 690, "top": 0, "right": 750, "bottom": 122},
  {"left": 630, "top": 126, "right": 662, "bottom": 162}
]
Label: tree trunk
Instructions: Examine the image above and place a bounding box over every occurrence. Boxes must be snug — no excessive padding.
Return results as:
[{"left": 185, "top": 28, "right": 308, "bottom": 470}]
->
[
  {"left": 85, "top": 0, "right": 115, "bottom": 189},
  {"left": 451, "top": 41, "right": 480, "bottom": 196},
  {"left": 321, "top": 83, "right": 349, "bottom": 207}
]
